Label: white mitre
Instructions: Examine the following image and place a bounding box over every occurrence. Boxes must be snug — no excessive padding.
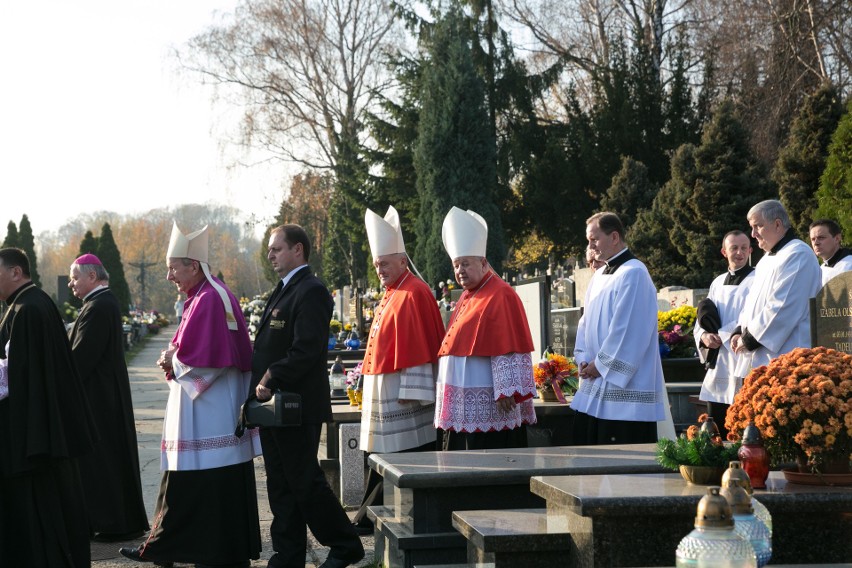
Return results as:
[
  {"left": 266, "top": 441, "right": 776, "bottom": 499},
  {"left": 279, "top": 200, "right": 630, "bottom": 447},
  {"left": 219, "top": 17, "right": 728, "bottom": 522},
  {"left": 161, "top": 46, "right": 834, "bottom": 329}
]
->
[
  {"left": 166, "top": 221, "right": 237, "bottom": 330},
  {"left": 365, "top": 206, "right": 406, "bottom": 258},
  {"left": 442, "top": 206, "right": 488, "bottom": 260}
]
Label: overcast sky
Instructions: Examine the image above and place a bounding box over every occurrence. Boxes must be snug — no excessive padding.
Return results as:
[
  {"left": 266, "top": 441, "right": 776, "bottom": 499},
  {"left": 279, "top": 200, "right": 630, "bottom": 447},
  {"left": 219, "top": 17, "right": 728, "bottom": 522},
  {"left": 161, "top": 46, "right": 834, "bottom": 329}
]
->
[{"left": 0, "top": 0, "right": 286, "bottom": 238}]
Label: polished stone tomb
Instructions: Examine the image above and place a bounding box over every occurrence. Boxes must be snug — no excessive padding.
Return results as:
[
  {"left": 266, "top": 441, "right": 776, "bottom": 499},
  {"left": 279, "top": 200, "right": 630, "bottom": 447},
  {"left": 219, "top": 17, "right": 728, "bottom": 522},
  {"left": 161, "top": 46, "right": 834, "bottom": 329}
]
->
[
  {"left": 531, "top": 471, "right": 852, "bottom": 567},
  {"left": 368, "top": 443, "right": 666, "bottom": 568}
]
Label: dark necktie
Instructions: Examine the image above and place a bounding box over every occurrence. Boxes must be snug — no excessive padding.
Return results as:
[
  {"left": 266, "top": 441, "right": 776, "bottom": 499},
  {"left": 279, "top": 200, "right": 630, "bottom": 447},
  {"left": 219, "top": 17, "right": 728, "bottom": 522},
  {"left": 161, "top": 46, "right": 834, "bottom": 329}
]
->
[{"left": 264, "top": 281, "right": 284, "bottom": 319}]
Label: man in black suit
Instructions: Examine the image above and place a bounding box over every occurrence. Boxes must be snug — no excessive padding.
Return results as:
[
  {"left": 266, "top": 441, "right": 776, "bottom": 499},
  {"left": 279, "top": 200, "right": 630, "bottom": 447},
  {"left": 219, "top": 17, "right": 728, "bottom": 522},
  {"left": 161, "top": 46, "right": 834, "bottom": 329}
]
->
[{"left": 252, "top": 225, "right": 364, "bottom": 568}]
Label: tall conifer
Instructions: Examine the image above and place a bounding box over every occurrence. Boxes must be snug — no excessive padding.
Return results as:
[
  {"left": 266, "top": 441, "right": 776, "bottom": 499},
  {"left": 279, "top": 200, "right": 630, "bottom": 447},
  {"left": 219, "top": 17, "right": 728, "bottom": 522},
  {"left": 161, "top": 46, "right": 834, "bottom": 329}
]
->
[
  {"left": 3, "top": 221, "right": 19, "bottom": 249},
  {"left": 97, "top": 223, "right": 132, "bottom": 315},
  {"left": 633, "top": 100, "right": 772, "bottom": 287},
  {"left": 413, "top": 7, "right": 503, "bottom": 284},
  {"left": 815, "top": 100, "right": 852, "bottom": 237},
  {"left": 17, "top": 215, "right": 40, "bottom": 287},
  {"left": 776, "top": 84, "right": 844, "bottom": 238}
]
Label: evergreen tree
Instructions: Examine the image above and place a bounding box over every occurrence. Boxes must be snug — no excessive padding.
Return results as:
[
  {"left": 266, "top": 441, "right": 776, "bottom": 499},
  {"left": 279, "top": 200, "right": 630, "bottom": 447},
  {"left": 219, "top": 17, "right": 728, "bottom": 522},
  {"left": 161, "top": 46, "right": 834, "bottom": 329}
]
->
[
  {"left": 776, "top": 83, "right": 844, "bottom": 238},
  {"left": 17, "top": 215, "right": 40, "bottom": 287},
  {"left": 515, "top": 112, "right": 597, "bottom": 259},
  {"left": 590, "top": 36, "right": 667, "bottom": 189},
  {"left": 97, "top": 223, "right": 132, "bottom": 315},
  {"left": 78, "top": 230, "right": 99, "bottom": 256},
  {"left": 3, "top": 221, "right": 19, "bottom": 248},
  {"left": 815, "top": 100, "right": 852, "bottom": 238},
  {"left": 636, "top": 100, "right": 772, "bottom": 287},
  {"left": 600, "top": 157, "right": 658, "bottom": 231},
  {"left": 631, "top": 199, "right": 690, "bottom": 288},
  {"left": 413, "top": 7, "right": 503, "bottom": 284},
  {"left": 364, "top": 53, "right": 424, "bottom": 258}
]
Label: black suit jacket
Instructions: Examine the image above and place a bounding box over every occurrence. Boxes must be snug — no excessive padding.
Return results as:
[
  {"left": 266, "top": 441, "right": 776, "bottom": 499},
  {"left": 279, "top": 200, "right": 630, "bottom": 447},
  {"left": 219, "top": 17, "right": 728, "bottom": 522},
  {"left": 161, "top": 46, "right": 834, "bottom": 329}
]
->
[{"left": 251, "top": 267, "right": 333, "bottom": 424}]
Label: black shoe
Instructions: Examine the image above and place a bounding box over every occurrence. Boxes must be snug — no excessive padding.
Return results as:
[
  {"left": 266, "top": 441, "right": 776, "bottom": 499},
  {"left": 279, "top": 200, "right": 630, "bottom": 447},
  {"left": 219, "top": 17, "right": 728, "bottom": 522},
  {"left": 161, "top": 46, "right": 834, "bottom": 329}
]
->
[
  {"left": 319, "top": 548, "right": 365, "bottom": 568},
  {"left": 118, "top": 546, "right": 174, "bottom": 567},
  {"left": 93, "top": 530, "right": 146, "bottom": 542}
]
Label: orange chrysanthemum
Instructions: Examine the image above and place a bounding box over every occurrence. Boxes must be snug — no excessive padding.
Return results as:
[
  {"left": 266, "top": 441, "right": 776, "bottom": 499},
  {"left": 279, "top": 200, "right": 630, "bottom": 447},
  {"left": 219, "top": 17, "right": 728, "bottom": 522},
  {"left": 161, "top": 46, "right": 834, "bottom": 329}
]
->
[{"left": 726, "top": 347, "right": 852, "bottom": 473}]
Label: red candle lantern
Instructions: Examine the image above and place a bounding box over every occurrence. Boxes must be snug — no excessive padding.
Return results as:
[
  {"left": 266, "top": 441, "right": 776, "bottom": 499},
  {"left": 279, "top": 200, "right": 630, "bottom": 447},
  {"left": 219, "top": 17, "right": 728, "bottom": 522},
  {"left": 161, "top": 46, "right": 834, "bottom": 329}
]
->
[{"left": 738, "top": 422, "right": 770, "bottom": 489}]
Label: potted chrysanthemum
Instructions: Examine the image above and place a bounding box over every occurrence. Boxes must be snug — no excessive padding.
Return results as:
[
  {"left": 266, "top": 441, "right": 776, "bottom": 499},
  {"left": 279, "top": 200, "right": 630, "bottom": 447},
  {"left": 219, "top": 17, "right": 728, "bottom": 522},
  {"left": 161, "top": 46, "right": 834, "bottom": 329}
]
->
[{"left": 726, "top": 346, "right": 852, "bottom": 480}]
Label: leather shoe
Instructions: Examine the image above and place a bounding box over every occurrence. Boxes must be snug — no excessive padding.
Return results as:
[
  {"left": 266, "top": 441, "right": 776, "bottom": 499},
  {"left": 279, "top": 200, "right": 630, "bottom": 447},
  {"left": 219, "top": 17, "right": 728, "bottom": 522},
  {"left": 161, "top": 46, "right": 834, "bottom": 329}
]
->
[
  {"left": 318, "top": 548, "right": 365, "bottom": 568},
  {"left": 118, "top": 546, "right": 173, "bottom": 567}
]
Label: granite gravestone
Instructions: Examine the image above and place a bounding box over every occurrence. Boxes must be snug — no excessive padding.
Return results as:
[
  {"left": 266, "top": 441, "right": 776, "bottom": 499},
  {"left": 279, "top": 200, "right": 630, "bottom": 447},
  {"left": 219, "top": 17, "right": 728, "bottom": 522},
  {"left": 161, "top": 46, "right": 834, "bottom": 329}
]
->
[
  {"left": 810, "top": 271, "right": 852, "bottom": 354},
  {"left": 550, "top": 307, "right": 581, "bottom": 357}
]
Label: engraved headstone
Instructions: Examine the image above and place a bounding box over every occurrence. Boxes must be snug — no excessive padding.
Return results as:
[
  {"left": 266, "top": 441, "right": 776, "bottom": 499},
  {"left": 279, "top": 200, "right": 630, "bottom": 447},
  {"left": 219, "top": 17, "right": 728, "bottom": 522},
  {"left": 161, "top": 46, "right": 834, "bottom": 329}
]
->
[
  {"left": 810, "top": 271, "right": 852, "bottom": 354},
  {"left": 550, "top": 307, "right": 582, "bottom": 357},
  {"left": 339, "top": 423, "right": 364, "bottom": 507}
]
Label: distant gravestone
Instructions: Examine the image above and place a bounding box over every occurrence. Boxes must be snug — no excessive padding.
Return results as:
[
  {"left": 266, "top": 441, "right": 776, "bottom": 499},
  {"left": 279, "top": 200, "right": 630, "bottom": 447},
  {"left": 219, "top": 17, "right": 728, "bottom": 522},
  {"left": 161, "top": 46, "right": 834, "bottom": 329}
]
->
[
  {"left": 56, "top": 275, "right": 70, "bottom": 307},
  {"left": 657, "top": 286, "right": 709, "bottom": 309},
  {"left": 514, "top": 276, "right": 550, "bottom": 358},
  {"left": 810, "top": 271, "right": 852, "bottom": 354},
  {"left": 550, "top": 307, "right": 582, "bottom": 357}
]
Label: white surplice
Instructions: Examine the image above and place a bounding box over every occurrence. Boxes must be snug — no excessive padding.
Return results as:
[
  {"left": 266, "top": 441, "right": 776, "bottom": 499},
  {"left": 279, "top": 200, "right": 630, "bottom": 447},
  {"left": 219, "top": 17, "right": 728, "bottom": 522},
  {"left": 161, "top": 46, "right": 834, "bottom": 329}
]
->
[
  {"left": 360, "top": 363, "right": 437, "bottom": 453},
  {"left": 570, "top": 259, "right": 668, "bottom": 424},
  {"left": 161, "top": 354, "right": 261, "bottom": 471},
  {"left": 694, "top": 271, "right": 754, "bottom": 404},
  {"left": 734, "top": 238, "right": 822, "bottom": 378},
  {"left": 821, "top": 254, "right": 852, "bottom": 285},
  {"left": 434, "top": 353, "right": 536, "bottom": 433}
]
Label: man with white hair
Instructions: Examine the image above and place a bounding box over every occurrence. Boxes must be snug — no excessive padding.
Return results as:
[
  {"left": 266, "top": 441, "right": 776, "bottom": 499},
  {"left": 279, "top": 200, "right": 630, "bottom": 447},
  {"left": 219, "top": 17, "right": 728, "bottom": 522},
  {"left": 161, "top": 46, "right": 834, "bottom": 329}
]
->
[
  {"left": 435, "top": 207, "right": 537, "bottom": 450},
  {"left": 352, "top": 206, "right": 446, "bottom": 533},
  {"left": 120, "top": 223, "right": 261, "bottom": 567},
  {"left": 732, "top": 200, "right": 822, "bottom": 378},
  {"left": 67, "top": 253, "right": 148, "bottom": 542}
]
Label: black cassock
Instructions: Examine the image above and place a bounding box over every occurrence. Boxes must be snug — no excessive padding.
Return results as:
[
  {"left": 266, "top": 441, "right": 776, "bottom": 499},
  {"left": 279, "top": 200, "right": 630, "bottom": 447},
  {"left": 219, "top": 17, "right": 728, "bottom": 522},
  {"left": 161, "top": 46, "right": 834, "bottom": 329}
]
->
[
  {"left": 69, "top": 287, "right": 149, "bottom": 536},
  {"left": 0, "top": 283, "right": 97, "bottom": 567}
]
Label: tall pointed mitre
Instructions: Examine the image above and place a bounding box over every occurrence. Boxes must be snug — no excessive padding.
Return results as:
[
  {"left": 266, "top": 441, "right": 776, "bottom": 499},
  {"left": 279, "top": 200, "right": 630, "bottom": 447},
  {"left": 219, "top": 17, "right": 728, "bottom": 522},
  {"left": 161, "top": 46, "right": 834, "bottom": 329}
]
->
[
  {"left": 442, "top": 207, "right": 488, "bottom": 260},
  {"left": 166, "top": 221, "right": 237, "bottom": 330},
  {"left": 365, "top": 206, "right": 406, "bottom": 258}
]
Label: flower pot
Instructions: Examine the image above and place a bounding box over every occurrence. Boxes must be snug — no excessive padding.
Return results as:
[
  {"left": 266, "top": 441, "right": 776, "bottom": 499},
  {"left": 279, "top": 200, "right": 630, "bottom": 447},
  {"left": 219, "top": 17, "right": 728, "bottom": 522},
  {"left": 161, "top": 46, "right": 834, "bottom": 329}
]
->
[
  {"left": 782, "top": 468, "right": 852, "bottom": 486},
  {"left": 538, "top": 385, "right": 558, "bottom": 402},
  {"left": 679, "top": 465, "right": 726, "bottom": 485},
  {"left": 795, "top": 455, "right": 850, "bottom": 475}
]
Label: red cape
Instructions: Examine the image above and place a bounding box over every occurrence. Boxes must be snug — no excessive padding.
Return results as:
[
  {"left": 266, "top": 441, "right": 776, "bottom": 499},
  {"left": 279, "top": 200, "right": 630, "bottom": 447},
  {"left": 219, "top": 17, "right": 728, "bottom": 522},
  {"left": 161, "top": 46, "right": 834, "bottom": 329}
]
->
[
  {"left": 361, "top": 271, "right": 445, "bottom": 375},
  {"left": 438, "top": 272, "right": 534, "bottom": 357}
]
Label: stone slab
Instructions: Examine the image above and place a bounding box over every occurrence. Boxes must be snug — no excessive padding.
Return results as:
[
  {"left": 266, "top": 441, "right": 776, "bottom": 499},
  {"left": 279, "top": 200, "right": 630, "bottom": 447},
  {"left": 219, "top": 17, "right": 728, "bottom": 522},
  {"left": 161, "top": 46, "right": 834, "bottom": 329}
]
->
[
  {"left": 370, "top": 443, "right": 664, "bottom": 491},
  {"left": 372, "top": 506, "right": 466, "bottom": 568},
  {"left": 368, "top": 444, "right": 666, "bottom": 568},
  {"left": 452, "top": 508, "right": 569, "bottom": 552},
  {"left": 531, "top": 471, "right": 852, "bottom": 567}
]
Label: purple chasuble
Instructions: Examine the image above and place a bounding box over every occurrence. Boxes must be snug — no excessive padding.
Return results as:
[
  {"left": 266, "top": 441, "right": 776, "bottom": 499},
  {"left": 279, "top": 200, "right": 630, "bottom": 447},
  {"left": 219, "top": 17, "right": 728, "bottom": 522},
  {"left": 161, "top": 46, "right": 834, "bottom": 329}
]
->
[{"left": 171, "top": 277, "right": 252, "bottom": 371}]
